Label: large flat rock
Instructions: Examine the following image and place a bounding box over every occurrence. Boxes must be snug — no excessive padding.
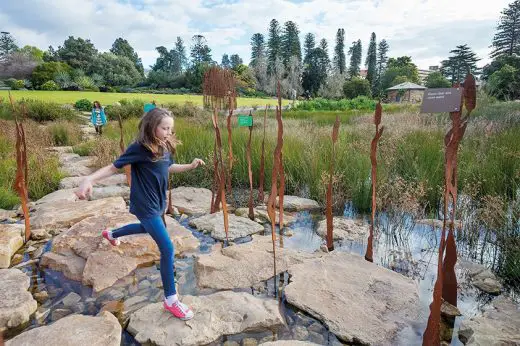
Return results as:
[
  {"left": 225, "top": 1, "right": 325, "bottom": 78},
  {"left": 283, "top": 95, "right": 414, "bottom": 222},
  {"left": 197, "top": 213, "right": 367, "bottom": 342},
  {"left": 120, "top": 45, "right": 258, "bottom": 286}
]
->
[
  {"left": 41, "top": 212, "right": 199, "bottom": 292},
  {"left": 315, "top": 217, "right": 369, "bottom": 241},
  {"left": 168, "top": 187, "right": 213, "bottom": 215},
  {"left": 458, "top": 296, "right": 520, "bottom": 345},
  {"left": 59, "top": 174, "right": 128, "bottom": 189},
  {"left": 284, "top": 252, "right": 421, "bottom": 345},
  {"left": 127, "top": 291, "right": 285, "bottom": 346},
  {"left": 5, "top": 311, "right": 121, "bottom": 346},
  {"left": 34, "top": 186, "right": 130, "bottom": 205},
  {"left": 189, "top": 212, "right": 264, "bottom": 241},
  {"left": 195, "top": 235, "right": 315, "bottom": 289},
  {"left": 235, "top": 206, "right": 296, "bottom": 226},
  {"left": 0, "top": 224, "right": 24, "bottom": 268},
  {"left": 30, "top": 197, "right": 127, "bottom": 229},
  {"left": 59, "top": 155, "right": 96, "bottom": 177},
  {"left": 0, "top": 269, "right": 37, "bottom": 333},
  {"left": 275, "top": 195, "right": 321, "bottom": 212}
]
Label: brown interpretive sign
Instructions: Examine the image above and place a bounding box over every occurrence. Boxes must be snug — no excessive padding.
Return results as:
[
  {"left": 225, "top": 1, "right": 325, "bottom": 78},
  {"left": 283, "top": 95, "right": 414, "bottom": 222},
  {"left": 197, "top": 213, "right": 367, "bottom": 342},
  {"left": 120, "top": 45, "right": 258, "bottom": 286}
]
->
[{"left": 420, "top": 87, "right": 462, "bottom": 113}]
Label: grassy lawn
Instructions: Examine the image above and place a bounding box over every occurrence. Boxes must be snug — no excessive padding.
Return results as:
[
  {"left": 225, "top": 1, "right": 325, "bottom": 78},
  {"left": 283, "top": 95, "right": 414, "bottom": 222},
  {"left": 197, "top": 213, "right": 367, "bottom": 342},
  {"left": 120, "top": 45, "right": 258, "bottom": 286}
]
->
[{"left": 0, "top": 90, "right": 290, "bottom": 108}]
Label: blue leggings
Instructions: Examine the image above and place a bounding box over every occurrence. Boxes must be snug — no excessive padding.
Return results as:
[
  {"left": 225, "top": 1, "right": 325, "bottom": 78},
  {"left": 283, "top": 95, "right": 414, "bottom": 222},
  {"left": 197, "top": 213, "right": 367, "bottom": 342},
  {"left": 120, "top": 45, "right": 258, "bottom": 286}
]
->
[{"left": 111, "top": 215, "right": 176, "bottom": 297}]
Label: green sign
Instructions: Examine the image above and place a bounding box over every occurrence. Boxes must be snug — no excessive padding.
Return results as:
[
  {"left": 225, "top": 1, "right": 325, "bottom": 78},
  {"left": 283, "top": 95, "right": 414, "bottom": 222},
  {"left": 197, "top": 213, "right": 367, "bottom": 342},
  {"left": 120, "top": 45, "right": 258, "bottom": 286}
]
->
[{"left": 237, "top": 115, "right": 253, "bottom": 127}]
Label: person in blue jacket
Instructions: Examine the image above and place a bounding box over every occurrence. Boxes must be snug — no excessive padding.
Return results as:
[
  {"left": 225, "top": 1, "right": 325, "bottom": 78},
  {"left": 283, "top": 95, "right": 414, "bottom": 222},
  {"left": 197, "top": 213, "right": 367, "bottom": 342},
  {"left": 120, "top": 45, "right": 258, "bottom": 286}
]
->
[{"left": 91, "top": 101, "right": 107, "bottom": 135}]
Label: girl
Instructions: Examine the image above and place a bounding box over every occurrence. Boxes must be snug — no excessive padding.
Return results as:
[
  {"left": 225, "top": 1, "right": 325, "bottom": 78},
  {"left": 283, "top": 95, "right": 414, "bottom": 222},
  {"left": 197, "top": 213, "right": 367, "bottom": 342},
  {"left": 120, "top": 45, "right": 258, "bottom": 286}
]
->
[
  {"left": 91, "top": 101, "right": 107, "bottom": 135},
  {"left": 75, "top": 108, "right": 205, "bottom": 320}
]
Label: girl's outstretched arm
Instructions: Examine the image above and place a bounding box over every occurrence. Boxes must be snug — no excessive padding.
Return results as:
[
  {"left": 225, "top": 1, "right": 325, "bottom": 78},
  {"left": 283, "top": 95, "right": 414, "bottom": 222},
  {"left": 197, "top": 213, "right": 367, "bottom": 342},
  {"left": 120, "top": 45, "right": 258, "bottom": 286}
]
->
[
  {"left": 75, "top": 164, "right": 119, "bottom": 199},
  {"left": 169, "top": 158, "right": 205, "bottom": 173}
]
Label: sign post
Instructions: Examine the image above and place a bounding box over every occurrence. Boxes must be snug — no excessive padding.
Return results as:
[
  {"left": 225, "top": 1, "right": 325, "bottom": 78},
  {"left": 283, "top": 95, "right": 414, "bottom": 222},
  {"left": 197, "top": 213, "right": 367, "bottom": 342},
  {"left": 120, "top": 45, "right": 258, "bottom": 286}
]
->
[
  {"left": 420, "top": 87, "right": 463, "bottom": 113},
  {"left": 237, "top": 114, "right": 253, "bottom": 127}
]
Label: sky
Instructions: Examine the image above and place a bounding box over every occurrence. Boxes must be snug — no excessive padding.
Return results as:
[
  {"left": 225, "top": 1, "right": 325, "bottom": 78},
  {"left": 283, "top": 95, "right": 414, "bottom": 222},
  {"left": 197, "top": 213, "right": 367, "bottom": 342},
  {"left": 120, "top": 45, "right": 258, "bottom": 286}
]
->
[{"left": 0, "top": 0, "right": 511, "bottom": 71}]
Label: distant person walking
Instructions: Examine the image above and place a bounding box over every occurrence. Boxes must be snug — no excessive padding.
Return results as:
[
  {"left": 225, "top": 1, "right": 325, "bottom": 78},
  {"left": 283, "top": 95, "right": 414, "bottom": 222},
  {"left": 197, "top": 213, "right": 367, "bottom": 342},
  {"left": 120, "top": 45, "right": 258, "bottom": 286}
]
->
[{"left": 91, "top": 101, "right": 107, "bottom": 135}]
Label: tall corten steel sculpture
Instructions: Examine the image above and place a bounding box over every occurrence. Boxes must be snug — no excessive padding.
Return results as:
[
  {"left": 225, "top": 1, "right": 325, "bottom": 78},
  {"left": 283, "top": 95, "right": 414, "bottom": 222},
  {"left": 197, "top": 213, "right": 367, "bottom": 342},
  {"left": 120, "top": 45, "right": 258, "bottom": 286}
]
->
[
  {"left": 365, "top": 102, "right": 384, "bottom": 262},
  {"left": 423, "top": 73, "right": 476, "bottom": 346},
  {"left": 267, "top": 82, "right": 285, "bottom": 290},
  {"left": 258, "top": 106, "right": 267, "bottom": 203},
  {"left": 212, "top": 108, "right": 230, "bottom": 243},
  {"left": 326, "top": 115, "right": 340, "bottom": 251},
  {"left": 246, "top": 111, "right": 255, "bottom": 221},
  {"left": 8, "top": 94, "right": 30, "bottom": 241}
]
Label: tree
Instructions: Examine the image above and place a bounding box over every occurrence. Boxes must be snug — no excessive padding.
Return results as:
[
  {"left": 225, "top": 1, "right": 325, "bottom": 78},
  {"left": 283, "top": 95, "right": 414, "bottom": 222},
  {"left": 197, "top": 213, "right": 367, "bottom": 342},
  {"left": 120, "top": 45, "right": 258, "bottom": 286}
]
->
[
  {"left": 57, "top": 36, "right": 98, "bottom": 71},
  {"left": 491, "top": 0, "right": 520, "bottom": 58},
  {"left": 175, "top": 37, "right": 188, "bottom": 72},
  {"left": 381, "top": 56, "right": 419, "bottom": 90},
  {"left": 43, "top": 46, "right": 59, "bottom": 62},
  {"left": 285, "top": 55, "right": 302, "bottom": 96},
  {"left": 425, "top": 71, "right": 452, "bottom": 88},
  {"left": 91, "top": 53, "right": 142, "bottom": 86},
  {"left": 252, "top": 53, "right": 268, "bottom": 92},
  {"left": 267, "top": 19, "right": 282, "bottom": 76},
  {"left": 333, "top": 28, "right": 346, "bottom": 74},
  {"left": 374, "top": 39, "right": 389, "bottom": 96},
  {"left": 482, "top": 54, "right": 520, "bottom": 80},
  {"left": 0, "top": 32, "right": 18, "bottom": 62},
  {"left": 343, "top": 77, "right": 371, "bottom": 99},
  {"left": 348, "top": 39, "right": 362, "bottom": 78},
  {"left": 31, "top": 62, "right": 72, "bottom": 88},
  {"left": 441, "top": 44, "right": 480, "bottom": 83},
  {"left": 0, "top": 51, "right": 39, "bottom": 79},
  {"left": 250, "top": 33, "right": 265, "bottom": 68},
  {"left": 319, "top": 72, "right": 347, "bottom": 99},
  {"left": 190, "top": 35, "right": 212, "bottom": 65},
  {"left": 302, "top": 47, "right": 328, "bottom": 96},
  {"left": 110, "top": 38, "right": 144, "bottom": 76},
  {"left": 221, "top": 54, "right": 231, "bottom": 69},
  {"left": 365, "top": 33, "right": 377, "bottom": 87},
  {"left": 233, "top": 64, "right": 256, "bottom": 90},
  {"left": 230, "top": 54, "right": 243, "bottom": 70},
  {"left": 281, "top": 21, "right": 302, "bottom": 67},
  {"left": 303, "top": 33, "right": 316, "bottom": 66},
  {"left": 487, "top": 64, "right": 520, "bottom": 100},
  {"left": 17, "top": 45, "right": 44, "bottom": 62},
  {"left": 319, "top": 39, "right": 330, "bottom": 71}
]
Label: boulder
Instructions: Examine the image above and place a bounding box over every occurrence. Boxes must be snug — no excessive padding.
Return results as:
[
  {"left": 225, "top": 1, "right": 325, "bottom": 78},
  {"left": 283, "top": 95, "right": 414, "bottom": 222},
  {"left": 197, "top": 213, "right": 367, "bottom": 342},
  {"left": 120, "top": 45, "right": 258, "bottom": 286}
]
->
[
  {"left": 284, "top": 252, "right": 421, "bottom": 345},
  {"left": 0, "top": 224, "right": 24, "bottom": 269},
  {"left": 0, "top": 269, "right": 37, "bottom": 332},
  {"left": 5, "top": 311, "right": 121, "bottom": 346},
  {"left": 189, "top": 212, "right": 264, "bottom": 241},
  {"left": 275, "top": 195, "right": 320, "bottom": 212},
  {"left": 315, "top": 217, "right": 369, "bottom": 241},
  {"left": 167, "top": 187, "right": 213, "bottom": 215},
  {"left": 127, "top": 291, "right": 285, "bottom": 346}
]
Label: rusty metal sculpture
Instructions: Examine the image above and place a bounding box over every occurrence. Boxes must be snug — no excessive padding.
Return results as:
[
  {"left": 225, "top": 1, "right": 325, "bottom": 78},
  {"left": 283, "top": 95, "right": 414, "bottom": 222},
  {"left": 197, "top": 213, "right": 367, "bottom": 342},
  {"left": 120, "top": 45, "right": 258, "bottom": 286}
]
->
[
  {"left": 246, "top": 110, "right": 255, "bottom": 220},
  {"left": 258, "top": 105, "right": 267, "bottom": 203},
  {"left": 326, "top": 115, "right": 340, "bottom": 251},
  {"left": 267, "top": 82, "right": 285, "bottom": 289},
  {"left": 277, "top": 89, "right": 286, "bottom": 233},
  {"left": 226, "top": 103, "right": 234, "bottom": 194},
  {"left": 422, "top": 73, "right": 476, "bottom": 345},
  {"left": 212, "top": 108, "right": 230, "bottom": 243},
  {"left": 9, "top": 94, "right": 30, "bottom": 242},
  {"left": 202, "top": 66, "right": 237, "bottom": 111},
  {"left": 365, "top": 102, "right": 384, "bottom": 262}
]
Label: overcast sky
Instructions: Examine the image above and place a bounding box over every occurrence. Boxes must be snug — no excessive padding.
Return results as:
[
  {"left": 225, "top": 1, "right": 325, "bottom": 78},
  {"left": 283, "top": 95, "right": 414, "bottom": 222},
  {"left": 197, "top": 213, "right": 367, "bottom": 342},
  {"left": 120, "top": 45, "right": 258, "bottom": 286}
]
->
[{"left": 0, "top": 0, "right": 510, "bottom": 70}]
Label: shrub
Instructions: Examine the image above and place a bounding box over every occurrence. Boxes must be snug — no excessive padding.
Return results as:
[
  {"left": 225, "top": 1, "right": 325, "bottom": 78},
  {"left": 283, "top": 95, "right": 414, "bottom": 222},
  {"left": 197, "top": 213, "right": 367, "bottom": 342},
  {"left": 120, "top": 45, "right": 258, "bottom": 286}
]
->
[
  {"left": 76, "top": 75, "right": 97, "bottom": 91},
  {"left": 75, "top": 98, "right": 93, "bottom": 111},
  {"left": 73, "top": 140, "right": 96, "bottom": 156},
  {"left": 6, "top": 78, "right": 25, "bottom": 90},
  {"left": 22, "top": 99, "right": 76, "bottom": 121},
  {"left": 40, "top": 80, "right": 60, "bottom": 91},
  {"left": 343, "top": 77, "right": 372, "bottom": 99},
  {"left": 105, "top": 99, "right": 144, "bottom": 120},
  {"left": 30, "top": 61, "right": 72, "bottom": 88},
  {"left": 47, "top": 121, "right": 82, "bottom": 146}
]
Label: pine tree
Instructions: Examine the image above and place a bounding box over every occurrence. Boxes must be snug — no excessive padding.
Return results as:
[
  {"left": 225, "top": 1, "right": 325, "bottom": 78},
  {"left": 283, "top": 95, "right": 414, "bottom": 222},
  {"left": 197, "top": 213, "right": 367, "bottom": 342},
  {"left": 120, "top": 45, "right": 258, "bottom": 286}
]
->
[
  {"left": 110, "top": 38, "right": 144, "bottom": 75},
  {"left": 267, "top": 19, "right": 282, "bottom": 76},
  {"left": 303, "top": 33, "right": 316, "bottom": 65},
  {"left": 348, "top": 40, "right": 362, "bottom": 78},
  {"left": 175, "top": 37, "right": 188, "bottom": 72},
  {"left": 230, "top": 54, "right": 243, "bottom": 69},
  {"left": 221, "top": 54, "right": 231, "bottom": 68},
  {"left": 333, "top": 28, "right": 346, "bottom": 74},
  {"left": 281, "top": 21, "right": 302, "bottom": 67},
  {"left": 365, "top": 33, "right": 377, "bottom": 86},
  {"left": 491, "top": 0, "right": 520, "bottom": 58},
  {"left": 0, "top": 32, "right": 18, "bottom": 62},
  {"left": 441, "top": 44, "right": 480, "bottom": 83},
  {"left": 374, "top": 39, "right": 389, "bottom": 96},
  {"left": 190, "top": 35, "right": 212, "bottom": 65},
  {"left": 250, "top": 33, "right": 265, "bottom": 68}
]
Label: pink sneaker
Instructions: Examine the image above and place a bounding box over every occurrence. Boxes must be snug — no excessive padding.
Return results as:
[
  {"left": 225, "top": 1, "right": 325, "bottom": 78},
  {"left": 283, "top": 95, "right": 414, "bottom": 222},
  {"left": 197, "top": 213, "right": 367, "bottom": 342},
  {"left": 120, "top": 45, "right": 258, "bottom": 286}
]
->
[
  {"left": 163, "top": 300, "right": 194, "bottom": 320},
  {"left": 102, "top": 229, "right": 120, "bottom": 246}
]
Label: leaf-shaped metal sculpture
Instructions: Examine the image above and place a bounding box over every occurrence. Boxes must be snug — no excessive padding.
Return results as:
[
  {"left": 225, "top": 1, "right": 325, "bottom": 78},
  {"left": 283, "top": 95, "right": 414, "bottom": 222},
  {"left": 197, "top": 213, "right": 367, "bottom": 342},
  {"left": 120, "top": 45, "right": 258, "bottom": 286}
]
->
[
  {"left": 258, "top": 105, "right": 267, "bottom": 203},
  {"left": 211, "top": 109, "right": 229, "bottom": 243},
  {"left": 247, "top": 111, "right": 255, "bottom": 220},
  {"left": 326, "top": 115, "right": 340, "bottom": 251},
  {"left": 365, "top": 102, "right": 384, "bottom": 262}
]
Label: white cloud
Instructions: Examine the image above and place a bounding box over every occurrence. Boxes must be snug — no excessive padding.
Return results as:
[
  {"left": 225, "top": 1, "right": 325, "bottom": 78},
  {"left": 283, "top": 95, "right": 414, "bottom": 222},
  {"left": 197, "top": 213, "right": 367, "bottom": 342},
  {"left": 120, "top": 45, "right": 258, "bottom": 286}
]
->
[{"left": 0, "top": 0, "right": 509, "bottom": 69}]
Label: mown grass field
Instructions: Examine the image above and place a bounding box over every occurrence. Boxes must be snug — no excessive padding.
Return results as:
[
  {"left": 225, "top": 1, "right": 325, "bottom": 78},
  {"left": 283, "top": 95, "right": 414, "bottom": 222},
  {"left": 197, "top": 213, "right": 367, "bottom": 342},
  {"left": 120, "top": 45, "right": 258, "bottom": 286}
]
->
[{"left": 0, "top": 90, "right": 290, "bottom": 108}]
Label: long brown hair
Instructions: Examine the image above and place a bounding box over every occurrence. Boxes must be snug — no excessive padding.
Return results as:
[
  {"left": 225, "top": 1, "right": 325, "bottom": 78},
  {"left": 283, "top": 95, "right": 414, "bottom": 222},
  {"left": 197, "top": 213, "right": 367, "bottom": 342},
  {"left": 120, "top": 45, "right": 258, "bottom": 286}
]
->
[
  {"left": 93, "top": 100, "right": 102, "bottom": 108},
  {"left": 137, "top": 107, "right": 181, "bottom": 160}
]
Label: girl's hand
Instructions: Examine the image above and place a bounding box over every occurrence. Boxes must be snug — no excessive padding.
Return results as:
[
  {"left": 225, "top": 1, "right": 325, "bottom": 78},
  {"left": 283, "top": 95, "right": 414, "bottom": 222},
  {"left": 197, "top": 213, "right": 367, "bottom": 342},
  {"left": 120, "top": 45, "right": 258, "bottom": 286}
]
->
[
  {"left": 191, "top": 158, "right": 206, "bottom": 169},
  {"left": 75, "top": 178, "right": 93, "bottom": 200}
]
